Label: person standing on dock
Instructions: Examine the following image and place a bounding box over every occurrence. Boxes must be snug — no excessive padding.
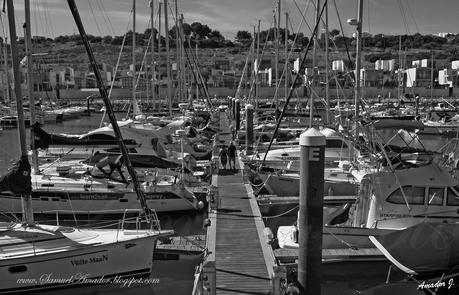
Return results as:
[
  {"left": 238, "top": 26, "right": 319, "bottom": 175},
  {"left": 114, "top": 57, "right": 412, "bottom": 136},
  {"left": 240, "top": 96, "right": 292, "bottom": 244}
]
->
[
  {"left": 219, "top": 145, "right": 228, "bottom": 170},
  {"left": 228, "top": 141, "right": 237, "bottom": 170}
]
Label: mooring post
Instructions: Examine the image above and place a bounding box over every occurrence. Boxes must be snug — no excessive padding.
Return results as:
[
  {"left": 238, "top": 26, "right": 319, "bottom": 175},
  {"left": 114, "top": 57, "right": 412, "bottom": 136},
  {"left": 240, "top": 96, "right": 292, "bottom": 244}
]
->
[
  {"left": 298, "top": 128, "right": 325, "bottom": 295},
  {"left": 235, "top": 99, "right": 241, "bottom": 131},
  {"left": 231, "top": 97, "right": 236, "bottom": 120},
  {"left": 245, "top": 104, "right": 254, "bottom": 155}
]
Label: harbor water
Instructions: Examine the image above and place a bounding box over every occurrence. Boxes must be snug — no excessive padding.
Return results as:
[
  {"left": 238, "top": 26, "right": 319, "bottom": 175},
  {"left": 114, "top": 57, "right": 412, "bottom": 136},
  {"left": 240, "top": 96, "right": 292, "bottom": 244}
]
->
[{"left": 0, "top": 113, "right": 203, "bottom": 295}]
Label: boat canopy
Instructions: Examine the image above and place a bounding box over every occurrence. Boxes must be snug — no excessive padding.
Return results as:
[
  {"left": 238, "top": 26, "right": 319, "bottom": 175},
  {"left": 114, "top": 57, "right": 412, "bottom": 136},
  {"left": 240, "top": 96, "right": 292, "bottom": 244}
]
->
[{"left": 370, "top": 223, "right": 459, "bottom": 276}]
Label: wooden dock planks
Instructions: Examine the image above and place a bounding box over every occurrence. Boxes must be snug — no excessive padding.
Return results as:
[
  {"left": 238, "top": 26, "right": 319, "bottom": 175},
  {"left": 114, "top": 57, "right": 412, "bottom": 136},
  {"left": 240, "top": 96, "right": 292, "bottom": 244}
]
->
[{"left": 215, "top": 111, "right": 272, "bottom": 294}]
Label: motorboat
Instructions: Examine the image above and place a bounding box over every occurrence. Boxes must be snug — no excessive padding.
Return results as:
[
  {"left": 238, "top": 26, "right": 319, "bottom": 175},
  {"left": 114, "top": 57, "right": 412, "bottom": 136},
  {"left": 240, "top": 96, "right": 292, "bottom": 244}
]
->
[
  {"left": 246, "top": 127, "right": 353, "bottom": 171},
  {"left": 360, "top": 223, "right": 459, "bottom": 294},
  {"left": 277, "top": 160, "right": 459, "bottom": 250}
]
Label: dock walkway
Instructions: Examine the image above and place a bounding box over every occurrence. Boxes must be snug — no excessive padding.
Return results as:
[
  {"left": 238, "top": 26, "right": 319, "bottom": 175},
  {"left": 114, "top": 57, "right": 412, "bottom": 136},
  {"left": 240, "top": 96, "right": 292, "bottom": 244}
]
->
[{"left": 211, "top": 110, "right": 274, "bottom": 294}]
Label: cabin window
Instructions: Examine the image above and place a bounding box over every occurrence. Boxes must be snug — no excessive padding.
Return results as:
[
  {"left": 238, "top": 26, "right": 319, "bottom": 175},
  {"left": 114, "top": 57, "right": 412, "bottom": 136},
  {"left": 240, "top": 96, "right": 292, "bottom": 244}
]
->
[
  {"left": 447, "top": 187, "right": 459, "bottom": 206},
  {"left": 386, "top": 186, "right": 425, "bottom": 205},
  {"left": 9, "top": 265, "right": 27, "bottom": 273},
  {"left": 427, "top": 187, "right": 444, "bottom": 205},
  {"left": 105, "top": 148, "right": 138, "bottom": 153},
  {"left": 326, "top": 139, "right": 347, "bottom": 148}
]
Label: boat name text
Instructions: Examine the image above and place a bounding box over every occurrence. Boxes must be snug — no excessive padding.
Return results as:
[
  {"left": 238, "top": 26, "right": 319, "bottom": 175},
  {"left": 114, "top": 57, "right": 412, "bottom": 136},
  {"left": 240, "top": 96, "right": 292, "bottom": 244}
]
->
[{"left": 70, "top": 254, "right": 108, "bottom": 266}]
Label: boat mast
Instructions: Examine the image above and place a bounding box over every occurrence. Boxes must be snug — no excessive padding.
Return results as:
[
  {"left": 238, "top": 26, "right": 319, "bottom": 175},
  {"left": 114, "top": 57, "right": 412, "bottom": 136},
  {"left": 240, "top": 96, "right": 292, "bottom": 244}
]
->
[
  {"left": 158, "top": 1, "right": 162, "bottom": 111},
  {"left": 353, "top": 0, "right": 363, "bottom": 138},
  {"left": 6, "top": 0, "right": 34, "bottom": 224},
  {"left": 275, "top": 0, "right": 280, "bottom": 108},
  {"left": 195, "top": 42, "right": 198, "bottom": 101},
  {"left": 132, "top": 0, "right": 137, "bottom": 115},
  {"left": 2, "top": 38, "right": 9, "bottom": 103},
  {"left": 180, "top": 14, "right": 186, "bottom": 104},
  {"left": 67, "top": 0, "right": 153, "bottom": 216},
  {"left": 24, "top": 0, "right": 39, "bottom": 174},
  {"left": 150, "top": 0, "right": 155, "bottom": 110},
  {"left": 284, "top": 12, "right": 288, "bottom": 101},
  {"left": 251, "top": 25, "right": 256, "bottom": 104},
  {"left": 256, "top": 19, "right": 260, "bottom": 109},
  {"left": 397, "top": 35, "right": 401, "bottom": 101},
  {"left": 430, "top": 50, "right": 434, "bottom": 100},
  {"left": 324, "top": 0, "right": 329, "bottom": 125},
  {"left": 164, "top": 0, "right": 172, "bottom": 117},
  {"left": 175, "top": 0, "right": 182, "bottom": 103},
  {"left": 310, "top": 0, "right": 321, "bottom": 127}
]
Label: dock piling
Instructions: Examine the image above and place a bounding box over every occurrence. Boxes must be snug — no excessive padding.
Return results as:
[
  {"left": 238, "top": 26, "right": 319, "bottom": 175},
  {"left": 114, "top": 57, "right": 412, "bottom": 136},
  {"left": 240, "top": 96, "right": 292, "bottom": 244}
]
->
[
  {"left": 235, "top": 99, "right": 241, "bottom": 131},
  {"left": 298, "top": 128, "right": 325, "bottom": 294},
  {"left": 245, "top": 104, "right": 254, "bottom": 155}
]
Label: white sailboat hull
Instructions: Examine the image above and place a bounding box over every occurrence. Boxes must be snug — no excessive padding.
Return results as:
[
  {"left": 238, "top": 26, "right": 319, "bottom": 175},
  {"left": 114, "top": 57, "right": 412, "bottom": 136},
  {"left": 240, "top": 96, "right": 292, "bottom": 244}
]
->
[
  {"left": 0, "top": 194, "right": 197, "bottom": 215},
  {"left": 0, "top": 224, "right": 169, "bottom": 293},
  {"left": 0, "top": 172, "right": 199, "bottom": 214}
]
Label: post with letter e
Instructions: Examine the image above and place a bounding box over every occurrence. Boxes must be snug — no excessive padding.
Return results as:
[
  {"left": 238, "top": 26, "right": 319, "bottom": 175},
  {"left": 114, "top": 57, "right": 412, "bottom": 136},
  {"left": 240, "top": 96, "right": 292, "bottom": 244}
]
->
[{"left": 297, "top": 128, "right": 325, "bottom": 295}]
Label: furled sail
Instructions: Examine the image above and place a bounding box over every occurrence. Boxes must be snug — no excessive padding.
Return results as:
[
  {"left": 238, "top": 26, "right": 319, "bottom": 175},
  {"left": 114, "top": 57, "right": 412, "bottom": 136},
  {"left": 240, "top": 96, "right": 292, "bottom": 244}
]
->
[{"left": 0, "top": 156, "right": 32, "bottom": 194}]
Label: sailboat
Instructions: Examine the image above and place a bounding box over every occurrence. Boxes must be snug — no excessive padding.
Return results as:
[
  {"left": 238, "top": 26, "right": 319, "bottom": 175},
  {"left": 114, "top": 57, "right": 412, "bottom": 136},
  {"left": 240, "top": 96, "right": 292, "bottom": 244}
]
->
[{"left": 0, "top": 0, "right": 172, "bottom": 292}]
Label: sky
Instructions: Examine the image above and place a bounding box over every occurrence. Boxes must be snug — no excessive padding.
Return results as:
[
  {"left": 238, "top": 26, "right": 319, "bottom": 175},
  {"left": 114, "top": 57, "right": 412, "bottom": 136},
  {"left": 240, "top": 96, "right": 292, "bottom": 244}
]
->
[{"left": 4, "top": 0, "right": 459, "bottom": 41}]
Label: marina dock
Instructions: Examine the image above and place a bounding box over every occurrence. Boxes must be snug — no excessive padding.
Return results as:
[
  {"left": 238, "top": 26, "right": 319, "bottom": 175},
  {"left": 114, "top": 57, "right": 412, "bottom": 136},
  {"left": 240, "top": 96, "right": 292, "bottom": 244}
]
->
[{"left": 196, "top": 110, "right": 281, "bottom": 294}]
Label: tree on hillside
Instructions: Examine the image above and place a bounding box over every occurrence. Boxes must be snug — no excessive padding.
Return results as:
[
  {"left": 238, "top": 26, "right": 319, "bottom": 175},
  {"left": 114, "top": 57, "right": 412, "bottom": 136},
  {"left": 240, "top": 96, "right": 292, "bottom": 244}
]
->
[
  {"left": 111, "top": 36, "right": 124, "bottom": 45},
  {"left": 330, "top": 29, "right": 340, "bottom": 37},
  {"left": 190, "top": 22, "right": 211, "bottom": 39},
  {"left": 102, "top": 35, "right": 113, "bottom": 44},
  {"left": 182, "top": 23, "right": 192, "bottom": 36},
  {"left": 143, "top": 28, "right": 158, "bottom": 41},
  {"left": 209, "top": 30, "right": 224, "bottom": 42},
  {"left": 236, "top": 30, "right": 252, "bottom": 42}
]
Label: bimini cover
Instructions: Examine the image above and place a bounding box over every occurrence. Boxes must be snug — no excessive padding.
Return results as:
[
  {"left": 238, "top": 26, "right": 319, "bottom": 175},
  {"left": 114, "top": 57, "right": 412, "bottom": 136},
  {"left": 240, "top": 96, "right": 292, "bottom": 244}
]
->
[
  {"left": 369, "top": 223, "right": 459, "bottom": 275},
  {"left": 0, "top": 156, "right": 32, "bottom": 194}
]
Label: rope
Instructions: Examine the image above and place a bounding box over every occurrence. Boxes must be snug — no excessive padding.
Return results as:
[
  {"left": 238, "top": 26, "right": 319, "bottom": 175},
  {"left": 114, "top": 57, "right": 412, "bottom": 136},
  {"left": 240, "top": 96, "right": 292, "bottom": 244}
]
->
[
  {"left": 43, "top": 0, "right": 55, "bottom": 39},
  {"left": 96, "top": 0, "right": 116, "bottom": 36},
  {"left": 263, "top": 204, "right": 299, "bottom": 219},
  {"left": 323, "top": 226, "right": 359, "bottom": 250},
  {"left": 0, "top": 212, "right": 20, "bottom": 223},
  {"left": 100, "top": 10, "right": 133, "bottom": 126},
  {"left": 87, "top": 0, "right": 103, "bottom": 37}
]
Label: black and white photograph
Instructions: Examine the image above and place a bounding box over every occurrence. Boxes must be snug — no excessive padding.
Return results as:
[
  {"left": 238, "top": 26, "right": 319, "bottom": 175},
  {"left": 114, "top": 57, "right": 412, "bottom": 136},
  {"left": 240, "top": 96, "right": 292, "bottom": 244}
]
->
[{"left": 1, "top": 0, "right": 459, "bottom": 294}]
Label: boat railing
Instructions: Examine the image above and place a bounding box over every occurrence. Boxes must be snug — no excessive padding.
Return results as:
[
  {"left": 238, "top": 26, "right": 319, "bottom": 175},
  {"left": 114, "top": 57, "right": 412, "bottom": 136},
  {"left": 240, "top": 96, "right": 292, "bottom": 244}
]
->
[
  {"left": 119, "top": 209, "right": 161, "bottom": 234},
  {"left": 437, "top": 138, "right": 459, "bottom": 171}
]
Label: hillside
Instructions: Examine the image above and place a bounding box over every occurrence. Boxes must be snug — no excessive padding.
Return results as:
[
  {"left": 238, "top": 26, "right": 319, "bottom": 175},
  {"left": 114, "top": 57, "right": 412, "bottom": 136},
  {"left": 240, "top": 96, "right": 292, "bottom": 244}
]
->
[{"left": 12, "top": 31, "right": 459, "bottom": 72}]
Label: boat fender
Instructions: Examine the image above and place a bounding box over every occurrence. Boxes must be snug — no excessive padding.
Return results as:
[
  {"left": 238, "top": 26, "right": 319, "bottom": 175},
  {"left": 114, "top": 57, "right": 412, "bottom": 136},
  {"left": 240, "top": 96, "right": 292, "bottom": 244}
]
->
[
  {"left": 291, "top": 225, "right": 298, "bottom": 243},
  {"left": 264, "top": 227, "right": 274, "bottom": 244},
  {"left": 197, "top": 201, "right": 205, "bottom": 209},
  {"left": 203, "top": 218, "right": 211, "bottom": 229},
  {"left": 286, "top": 283, "right": 300, "bottom": 295}
]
